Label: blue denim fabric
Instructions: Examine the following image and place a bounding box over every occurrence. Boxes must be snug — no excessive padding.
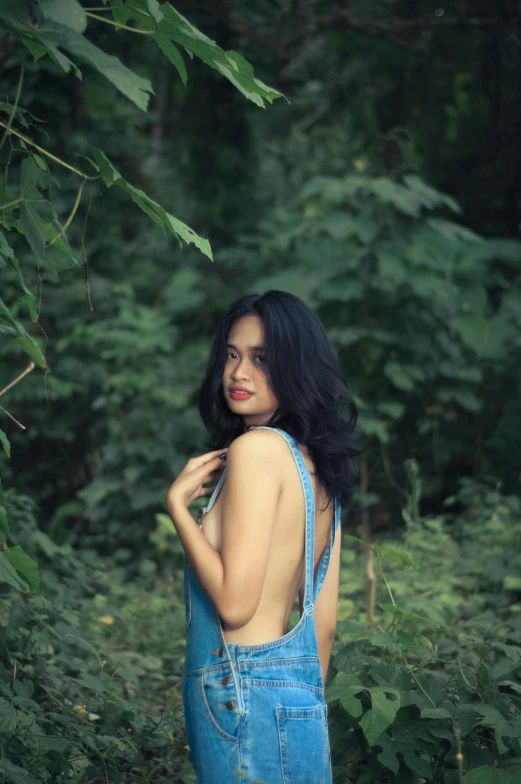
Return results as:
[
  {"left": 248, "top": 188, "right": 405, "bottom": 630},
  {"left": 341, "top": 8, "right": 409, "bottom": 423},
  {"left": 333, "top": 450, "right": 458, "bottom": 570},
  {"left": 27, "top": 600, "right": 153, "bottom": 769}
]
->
[{"left": 182, "top": 426, "right": 342, "bottom": 783}]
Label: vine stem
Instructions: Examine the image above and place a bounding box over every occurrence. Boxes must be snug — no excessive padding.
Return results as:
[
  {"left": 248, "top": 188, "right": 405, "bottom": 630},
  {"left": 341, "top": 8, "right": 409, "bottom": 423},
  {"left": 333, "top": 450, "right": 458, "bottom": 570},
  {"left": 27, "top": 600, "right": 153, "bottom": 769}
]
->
[
  {"left": 399, "top": 650, "right": 437, "bottom": 708},
  {"left": 83, "top": 5, "right": 126, "bottom": 10},
  {"left": 0, "top": 362, "right": 35, "bottom": 398},
  {"left": 366, "top": 547, "right": 376, "bottom": 622},
  {"left": 46, "top": 180, "right": 85, "bottom": 247},
  {"left": 457, "top": 656, "right": 479, "bottom": 691},
  {"left": 0, "top": 404, "right": 26, "bottom": 430},
  {"left": 3, "top": 198, "right": 44, "bottom": 210},
  {"left": 0, "top": 65, "right": 24, "bottom": 152},
  {"left": 379, "top": 560, "right": 396, "bottom": 606},
  {"left": 85, "top": 11, "right": 156, "bottom": 33},
  {"left": 0, "top": 120, "right": 99, "bottom": 180},
  {"left": 65, "top": 634, "right": 105, "bottom": 675}
]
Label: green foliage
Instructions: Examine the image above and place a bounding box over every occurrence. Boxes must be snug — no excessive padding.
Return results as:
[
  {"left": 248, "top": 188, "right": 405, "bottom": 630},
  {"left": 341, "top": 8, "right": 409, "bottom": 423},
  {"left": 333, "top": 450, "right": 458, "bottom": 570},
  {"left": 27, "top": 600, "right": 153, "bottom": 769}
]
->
[
  {"left": 0, "top": 1, "right": 520, "bottom": 781},
  {"left": 326, "top": 476, "right": 521, "bottom": 783},
  {"left": 0, "top": 1, "right": 281, "bottom": 111},
  {"left": 0, "top": 0, "right": 281, "bottom": 367},
  {"left": 0, "top": 489, "right": 192, "bottom": 782},
  {"left": 235, "top": 159, "right": 521, "bottom": 503},
  {"left": 109, "top": 1, "right": 282, "bottom": 107},
  {"left": 0, "top": 6, "right": 280, "bottom": 778},
  {"left": 86, "top": 145, "right": 213, "bottom": 260}
]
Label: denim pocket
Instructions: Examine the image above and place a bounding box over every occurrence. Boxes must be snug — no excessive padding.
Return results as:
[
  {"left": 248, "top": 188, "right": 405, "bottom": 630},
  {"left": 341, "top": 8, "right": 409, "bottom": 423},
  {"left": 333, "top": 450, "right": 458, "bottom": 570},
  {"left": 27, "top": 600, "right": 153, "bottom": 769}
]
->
[
  {"left": 276, "top": 703, "right": 327, "bottom": 784},
  {"left": 183, "top": 559, "right": 191, "bottom": 629},
  {"left": 200, "top": 670, "right": 241, "bottom": 744}
]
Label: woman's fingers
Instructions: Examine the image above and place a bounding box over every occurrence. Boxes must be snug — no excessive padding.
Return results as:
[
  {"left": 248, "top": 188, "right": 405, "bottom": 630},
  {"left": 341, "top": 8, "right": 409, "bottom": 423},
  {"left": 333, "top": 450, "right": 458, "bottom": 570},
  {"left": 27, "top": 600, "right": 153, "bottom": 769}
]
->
[
  {"left": 199, "top": 486, "right": 216, "bottom": 495},
  {"left": 192, "top": 455, "right": 228, "bottom": 482},
  {"left": 203, "top": 469, "right": 225, "bottom": 482},
  {"left": 187, "top": 448, "right": 228, "bottom": 470}
]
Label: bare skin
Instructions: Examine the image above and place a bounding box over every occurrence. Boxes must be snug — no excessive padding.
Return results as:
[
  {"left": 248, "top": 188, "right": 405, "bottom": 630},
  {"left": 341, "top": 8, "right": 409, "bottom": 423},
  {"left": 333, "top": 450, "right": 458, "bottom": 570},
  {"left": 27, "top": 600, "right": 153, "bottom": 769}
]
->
[
  {"left": 200, "top": 441, "right": 334, "bottom": 646},
  {"left": 167, "top": 314, "right": 340, "bottom": 680}
]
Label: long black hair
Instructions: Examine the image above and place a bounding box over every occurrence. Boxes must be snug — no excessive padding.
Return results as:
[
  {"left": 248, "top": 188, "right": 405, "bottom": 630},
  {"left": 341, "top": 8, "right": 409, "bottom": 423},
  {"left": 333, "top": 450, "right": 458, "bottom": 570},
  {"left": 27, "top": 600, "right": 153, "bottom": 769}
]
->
[{"left": 199, "top": 290, "right": 358, "bottom": 506}]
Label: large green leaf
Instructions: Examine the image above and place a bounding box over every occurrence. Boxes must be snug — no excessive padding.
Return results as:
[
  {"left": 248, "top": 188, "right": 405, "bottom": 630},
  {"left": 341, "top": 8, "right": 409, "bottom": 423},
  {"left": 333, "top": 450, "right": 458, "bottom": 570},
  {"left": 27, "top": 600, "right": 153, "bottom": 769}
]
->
[
  {"left": 454, "top": 310, "right": 515, "bottom": 359},
  {"left": 155, "top": 35, "right": 187, "bottom": 86},
  {"left": 325, "top": 672, "right": 364, "bottom": 716},
  {"left": 300, "top": 175, "right": 367, "bottom": 204},
  {"left": 378, "top": 603, "right": 444, "bottom": 628},
  {"left": 20, "top": 35, "right": 49, "bottom": 62},
  {"left": 376, "top": 715, "right": 439, "bottom": 777},
  {"left": 370, "top": 178, "right": 422, "bottom": 217},
  {"left": 5, "top": 545, "right": 40, "bottom": 592},
  {"left": 343, "top": 536, "right": 419, "bottom": 569},
  {"left": 20, "top": 157, "right": 44, "bottom": 200},
  {"left": 473, "top": 704, "right": 519, "bottom": 755},
  {"left": 145, "top": 0, "right": 164, "bottom": 24},
  {"left": 427, "top": 217, "right": 482, "bottom": 244},
  {"left": 113, "top": 1, "right": 282, "bottom": 107},
  {"left": 0, "top": 551, "right": 28, "bottom": 592},
  {"left": 20, "top": 203, "right": 46, "bottom": 264},
  {"left": 0, "top": 297, "right": 46, "bottom": 367},
  {"left": 87, "top": 146, "right": 212, "bottom": 259},
  {"left": 464, "top": 238, "right": 521, "bottom": 269},
  {"left": 359, "top": 686, "right": 401, "bottom": 746},
  {"left": 403, "top": 175, "right": 461, "bottom": 214},
  {"left": 111, "top": 0, "right": 187, "bottom": 84},
  {"left": 0, "top": 1, "right": 81, "bottom": 74},
  {"left": 39, "top": 21, "right": 154, "bottom": 110},
  {"left": 0, "top": 1, "right": 33, "bottom": 30},
  {"left": 10, "top": 12, "right": 152, "bottom": 107},
  {"left": 38, "top": 737, "right": 70, "bottom": 751},
  {"left": 0, "top": 503, "right": 9, "bottom": 533},
  {"left": 368, "top": 662, "right": 412, "bottom": 692},
  {"left": 377, "top": 401, "right": 406, "bottom": 419},
  {"left": 384, "top": 360, "right": 425, "bottom": 392},
  {"left": 0, "top": 232, "right": 37, "bottom": 321},
  {"left": 38, "top": 0, "right": 87, "bottom": 33},
  {"left": 0, "top": 760, "right": 41, "bottom": 784},
  {"left": 372, "top": 546, "right": 420, "bottom": 569},
  {"left": 454, "top": 703, "right": 482, "bottom": 736},
  {"left": 371, "top": 631, "right": 400, "bottom": 649},
  {"left": 0, "top": 429, "right": 10, "bottom": 458},
  {"left": 464, "top": 767, "right": 518, "bottom": 784}
]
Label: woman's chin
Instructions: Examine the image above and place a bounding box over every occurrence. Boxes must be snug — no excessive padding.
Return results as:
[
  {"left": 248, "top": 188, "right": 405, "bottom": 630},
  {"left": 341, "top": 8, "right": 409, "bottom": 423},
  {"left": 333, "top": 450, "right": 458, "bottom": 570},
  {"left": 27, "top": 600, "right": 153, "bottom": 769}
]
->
[
  {"left": 227, "top": 397, "right": 255, "bottom": 410},
  {"left": 226, "top": 400, "right": 255, "bottom": 416}
]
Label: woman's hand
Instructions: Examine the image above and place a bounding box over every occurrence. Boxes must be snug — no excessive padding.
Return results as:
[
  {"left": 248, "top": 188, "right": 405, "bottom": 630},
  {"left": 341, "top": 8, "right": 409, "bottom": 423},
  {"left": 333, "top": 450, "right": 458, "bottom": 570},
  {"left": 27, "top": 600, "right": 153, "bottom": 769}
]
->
[{"left": 166, "top": 448, "right": 228, "bottom": 516}]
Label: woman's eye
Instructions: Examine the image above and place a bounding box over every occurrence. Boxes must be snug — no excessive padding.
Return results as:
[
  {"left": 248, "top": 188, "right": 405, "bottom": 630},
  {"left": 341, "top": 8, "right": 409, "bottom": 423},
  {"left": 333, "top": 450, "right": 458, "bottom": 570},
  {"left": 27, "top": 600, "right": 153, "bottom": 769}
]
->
[
  {"left": 226, "top": 352, "right": 237, "bottom": 359},
  {"left": 256, "top": 355, "right": 266, "bottom": 363}
]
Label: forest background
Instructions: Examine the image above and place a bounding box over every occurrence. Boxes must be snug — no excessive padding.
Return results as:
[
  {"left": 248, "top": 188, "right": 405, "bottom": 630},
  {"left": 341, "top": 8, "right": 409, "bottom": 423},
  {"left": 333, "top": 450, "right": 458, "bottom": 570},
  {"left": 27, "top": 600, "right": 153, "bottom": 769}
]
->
[{"left": 0, "top": 1, "right": 520, "bottom": 783}]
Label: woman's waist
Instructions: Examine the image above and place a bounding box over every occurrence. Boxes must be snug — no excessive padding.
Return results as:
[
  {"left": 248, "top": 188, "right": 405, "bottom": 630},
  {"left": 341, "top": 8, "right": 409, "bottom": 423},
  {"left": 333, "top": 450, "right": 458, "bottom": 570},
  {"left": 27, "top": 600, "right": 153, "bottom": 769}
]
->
[{"left": 184, "top": 648, "right": 322, "bottom": 684}]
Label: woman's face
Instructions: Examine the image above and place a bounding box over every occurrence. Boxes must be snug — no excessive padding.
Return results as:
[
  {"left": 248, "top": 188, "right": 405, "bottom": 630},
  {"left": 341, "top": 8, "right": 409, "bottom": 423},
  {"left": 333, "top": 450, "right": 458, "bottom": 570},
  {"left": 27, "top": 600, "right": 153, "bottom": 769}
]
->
[{"left": 222, "top": 314, "right": 279, "bottom": 428}]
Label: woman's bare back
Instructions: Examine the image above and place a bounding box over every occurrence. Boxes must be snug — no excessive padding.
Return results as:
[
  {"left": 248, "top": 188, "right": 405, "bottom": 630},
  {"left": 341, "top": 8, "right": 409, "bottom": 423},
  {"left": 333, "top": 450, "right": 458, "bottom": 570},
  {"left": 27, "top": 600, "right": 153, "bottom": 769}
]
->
[{"left": 200, "top": 439, "right": 333, "bottom": 645}]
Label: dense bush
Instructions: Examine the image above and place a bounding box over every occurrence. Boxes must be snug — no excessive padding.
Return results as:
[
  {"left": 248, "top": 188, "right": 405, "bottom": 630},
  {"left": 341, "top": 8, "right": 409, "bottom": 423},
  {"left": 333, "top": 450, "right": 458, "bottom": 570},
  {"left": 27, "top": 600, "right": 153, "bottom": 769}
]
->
[
  {"left": 0, "top": 484, "right": 192, "bottom": 783},
  {"left": 326, "top": 473, "right": 521, "bottom": 784},
  {"left": 0, "top": 2, "right": 520, "bottom": 782}
]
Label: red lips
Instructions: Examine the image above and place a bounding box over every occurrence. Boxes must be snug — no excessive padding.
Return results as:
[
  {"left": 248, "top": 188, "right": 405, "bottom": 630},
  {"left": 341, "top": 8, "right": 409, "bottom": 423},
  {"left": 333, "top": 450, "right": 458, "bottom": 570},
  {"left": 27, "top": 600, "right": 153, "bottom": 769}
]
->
[{"left": 229, "top": 386, "right": 254, "bottom": 400}]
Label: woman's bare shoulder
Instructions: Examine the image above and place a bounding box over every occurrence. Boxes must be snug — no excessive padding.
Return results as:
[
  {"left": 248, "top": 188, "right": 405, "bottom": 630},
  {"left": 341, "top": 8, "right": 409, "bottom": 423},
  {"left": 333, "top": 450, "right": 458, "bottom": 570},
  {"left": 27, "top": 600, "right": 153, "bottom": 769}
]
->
[{"left": 227, "top": 428, "right": 293, "bottom": 468}]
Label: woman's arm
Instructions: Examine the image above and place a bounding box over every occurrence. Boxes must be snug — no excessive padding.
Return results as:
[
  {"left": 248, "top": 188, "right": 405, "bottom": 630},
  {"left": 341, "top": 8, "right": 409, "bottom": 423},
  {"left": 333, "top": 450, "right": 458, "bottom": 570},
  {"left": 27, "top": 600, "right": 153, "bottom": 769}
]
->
[
  {"left": 168, "top": 429, "right": 283, "bottom": 629},
  {"left": 312, "top": 528, "right": 342, "bottom": 684}
]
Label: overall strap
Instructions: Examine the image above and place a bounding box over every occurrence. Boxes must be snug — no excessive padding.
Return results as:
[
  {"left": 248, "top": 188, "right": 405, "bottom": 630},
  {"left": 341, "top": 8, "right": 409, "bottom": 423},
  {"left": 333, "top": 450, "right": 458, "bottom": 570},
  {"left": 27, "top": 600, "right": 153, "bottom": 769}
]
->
[
  {"left": 248, "top": 426, "right": 316, "bottom": 612},
  {"left": 313, "top": 492, "right": 342, "bottom": 603},
  {"left": 199, "top": 467, "right": 227, "bottom": 518}
]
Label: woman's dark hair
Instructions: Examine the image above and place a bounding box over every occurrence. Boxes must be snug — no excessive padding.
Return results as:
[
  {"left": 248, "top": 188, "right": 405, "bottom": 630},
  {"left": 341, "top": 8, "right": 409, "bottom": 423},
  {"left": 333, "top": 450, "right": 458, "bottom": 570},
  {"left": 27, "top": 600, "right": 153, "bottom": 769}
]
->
[{"left": 199, "top": 290, "right": 358, "bottom": 506}]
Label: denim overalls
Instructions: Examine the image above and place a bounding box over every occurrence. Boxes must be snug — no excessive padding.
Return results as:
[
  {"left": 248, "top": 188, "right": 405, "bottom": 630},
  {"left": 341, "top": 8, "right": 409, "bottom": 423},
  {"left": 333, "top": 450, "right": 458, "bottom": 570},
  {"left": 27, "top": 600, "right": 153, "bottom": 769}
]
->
[{"left": 182, "top": 426, "right": 342, "bottom": 784}]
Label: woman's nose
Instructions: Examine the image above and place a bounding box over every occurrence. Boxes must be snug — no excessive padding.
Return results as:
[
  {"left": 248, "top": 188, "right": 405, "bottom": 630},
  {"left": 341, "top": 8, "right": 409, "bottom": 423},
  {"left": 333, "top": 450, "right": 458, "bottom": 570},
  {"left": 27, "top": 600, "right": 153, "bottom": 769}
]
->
[{"left": 232, "top": 358, "right": 251, "bottom": 379}]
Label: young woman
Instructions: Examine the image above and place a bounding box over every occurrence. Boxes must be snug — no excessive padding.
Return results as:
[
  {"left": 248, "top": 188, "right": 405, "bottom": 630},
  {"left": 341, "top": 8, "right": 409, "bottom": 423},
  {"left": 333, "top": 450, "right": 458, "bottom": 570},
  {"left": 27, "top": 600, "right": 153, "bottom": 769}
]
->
[{"left": 166, "top": 290, "right": 357, "bottom": 784}]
